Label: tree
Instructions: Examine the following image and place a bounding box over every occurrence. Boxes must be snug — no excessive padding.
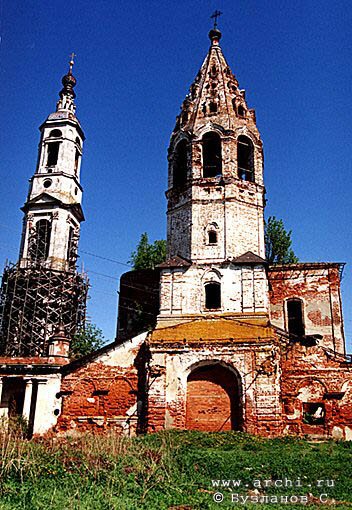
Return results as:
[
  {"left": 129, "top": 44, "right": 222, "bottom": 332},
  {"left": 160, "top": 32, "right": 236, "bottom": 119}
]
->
[
  {"left": 129, "top": 232, "right": 166, "bottom": 270},
  {"left": 265, "top": 216, "right": 299, "bottom": 264},
  {"left": 70, "top": 322, "right": 105, "bottom": 360}
]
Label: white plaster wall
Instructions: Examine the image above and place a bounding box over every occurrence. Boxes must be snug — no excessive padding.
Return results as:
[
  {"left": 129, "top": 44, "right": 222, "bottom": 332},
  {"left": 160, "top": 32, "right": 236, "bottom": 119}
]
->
[{"left": 159, "top": 264, "right": 269, "bottom": 316}]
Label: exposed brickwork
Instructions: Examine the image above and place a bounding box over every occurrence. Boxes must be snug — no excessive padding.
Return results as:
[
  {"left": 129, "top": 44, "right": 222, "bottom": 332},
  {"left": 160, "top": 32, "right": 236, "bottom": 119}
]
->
[
  {"left": 280, "top": 340, "right": 352, "bottom": 439},
  {"left": 268, "top": 264, "right": 345, "bottom": 354},
  {"left": 186, "top": 364, "right": 240, "bottom": 431},
  {"left": 56, "top": 361, "right": 139, "bottom": 434}
]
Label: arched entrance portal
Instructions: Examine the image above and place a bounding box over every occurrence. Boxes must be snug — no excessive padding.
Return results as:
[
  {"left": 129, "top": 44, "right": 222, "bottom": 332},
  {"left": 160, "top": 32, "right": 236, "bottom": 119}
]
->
[{"left": 186, "top": 362, "right": 242, "bottom": 432}]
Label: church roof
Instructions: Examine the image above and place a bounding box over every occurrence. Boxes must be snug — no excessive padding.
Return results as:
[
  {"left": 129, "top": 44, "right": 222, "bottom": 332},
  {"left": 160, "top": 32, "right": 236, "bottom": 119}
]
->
[
  {"left": 157, "top": 255, "right": 192, "bottom": 269},
  {"left": 232, "top": 251, "right": 267, "bottom": 265},
  {"left": 149, "top": 317, "right": 275, "bottom": 344}
]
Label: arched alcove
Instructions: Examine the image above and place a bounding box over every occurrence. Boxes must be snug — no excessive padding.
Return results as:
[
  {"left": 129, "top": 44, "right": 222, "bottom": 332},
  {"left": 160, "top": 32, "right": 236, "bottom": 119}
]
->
[{"left": 186, "top": 362, "right": 242, "bottom": 431}]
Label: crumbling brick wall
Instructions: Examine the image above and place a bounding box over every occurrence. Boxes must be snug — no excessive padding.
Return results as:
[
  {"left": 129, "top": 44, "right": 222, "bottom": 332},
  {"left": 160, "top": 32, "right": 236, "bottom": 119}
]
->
[
  {"left": 56, "top": 333, "right": 149, "bottom": 435},
  {"left": 280, "top": 339, "right": 352, "bottom": 439},
  {"left": 269, "top": 264, "right": 345, "bottom": 354}
]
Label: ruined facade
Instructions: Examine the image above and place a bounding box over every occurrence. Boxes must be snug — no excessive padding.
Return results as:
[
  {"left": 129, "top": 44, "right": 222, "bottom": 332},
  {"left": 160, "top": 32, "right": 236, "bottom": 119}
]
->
[{"left": 1, "top": 27, "right": 352, "bottom": 439}]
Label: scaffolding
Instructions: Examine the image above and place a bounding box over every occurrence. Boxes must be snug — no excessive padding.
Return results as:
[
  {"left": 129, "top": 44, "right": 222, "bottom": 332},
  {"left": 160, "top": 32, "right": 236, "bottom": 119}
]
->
[{"left": 0, "top": 263, "right": 88, "bottom": 357}]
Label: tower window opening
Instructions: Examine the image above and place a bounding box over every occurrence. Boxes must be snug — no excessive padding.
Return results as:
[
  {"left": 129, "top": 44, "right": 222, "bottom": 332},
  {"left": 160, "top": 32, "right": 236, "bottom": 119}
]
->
[
  {"left": 75, "top": 136, "right": 81, "bottom": 147},
  {"left": 49, "top": 129, "right": 62, "bottom": 138},
  {"left": 67, "top": 226, "right": 77, "bottom": 267},
  {"left": 208, "top": 230, "right": 217, "bottom": 244},
  {"left": 209, "top": 102, "right": 218, "bottom": 113},
  {"left": 232, "top": 98, "right": 237, "bottom": 112},
  {"left": 47, "top": 142, "right": 60, "bottom": 167},
  {"left": 237, "top": 135, "right": 254, "bottom": 182},
  {"left": 74, "top": 149, "right": 80, "bottom": 175},
  {"left": 29, "top": 219, "right": 51, "bottom": 262},
  {"left": 43, "top": 179, "right": 52, "bottom": 189},
  {"left": 287, "top": 298, "right": 305, "bottom": 337},
  {"left": 238, "top": 105, "right": 245, "bottom": 117},
  {"left": 202, "top": 132, "right": 222, "bottom": 177},
  {"left": 205, "top": 282, "right": 221, "bottom": 309},
  {"left": 173, "top": 139, "right": 188, "bottom": 188}
]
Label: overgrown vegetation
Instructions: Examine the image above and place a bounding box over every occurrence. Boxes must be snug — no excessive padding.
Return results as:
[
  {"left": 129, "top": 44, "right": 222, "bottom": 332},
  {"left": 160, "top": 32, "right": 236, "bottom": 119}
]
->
[
  {"left": 129, "top": 233, "right": 166, "bottom": 270},
  {"left": 265, "top": 216, "right": 299, "bottom": 264},
  {"left": 0, "top": 426, "right": 351, "bottom": 509},
  {"left": 70, "top": 323, "right": 105, "bottom": 360}
]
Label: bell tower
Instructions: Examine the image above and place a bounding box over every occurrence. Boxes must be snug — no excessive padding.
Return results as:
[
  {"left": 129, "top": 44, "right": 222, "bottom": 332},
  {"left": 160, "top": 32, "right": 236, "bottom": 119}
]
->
[
  {"left": 0, "top": 58, "right": 88, "bottom": 357},
  {"left": 167, "top": 27, "right": 265, "bottom": 262},
  {"left": 20, "top": 55, "right": 84, "bottom": 272},
  {"left": 158, "top": 25, "right": 269, "bottom": 322}
]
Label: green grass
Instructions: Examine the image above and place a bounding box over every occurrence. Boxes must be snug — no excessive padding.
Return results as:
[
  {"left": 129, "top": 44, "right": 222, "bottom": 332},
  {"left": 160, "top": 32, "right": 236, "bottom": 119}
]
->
[{"left": 0, "top": 428, "right": 351, "bottom": 509}]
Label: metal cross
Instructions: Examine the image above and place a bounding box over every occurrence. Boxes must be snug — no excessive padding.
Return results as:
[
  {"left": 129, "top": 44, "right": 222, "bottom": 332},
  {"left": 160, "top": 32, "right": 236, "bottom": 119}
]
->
[
  {"left": 69, "top": 52, "right": 76, "bottom": 69},
  {"left": 211, "top": 10, "right": 222, "bottom": 29}
]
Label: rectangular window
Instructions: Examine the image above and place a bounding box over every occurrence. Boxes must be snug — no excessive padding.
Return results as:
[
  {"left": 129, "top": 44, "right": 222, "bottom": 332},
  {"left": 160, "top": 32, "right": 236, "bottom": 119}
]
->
[{"left": 47, "top": 142, "right": 60, "bottom": 166}]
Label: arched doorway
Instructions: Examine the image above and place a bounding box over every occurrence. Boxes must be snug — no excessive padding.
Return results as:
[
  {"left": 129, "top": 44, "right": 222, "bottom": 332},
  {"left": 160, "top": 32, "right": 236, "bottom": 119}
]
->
[{"left": 185, "top": 362, "right": 242, "bottom": 432}]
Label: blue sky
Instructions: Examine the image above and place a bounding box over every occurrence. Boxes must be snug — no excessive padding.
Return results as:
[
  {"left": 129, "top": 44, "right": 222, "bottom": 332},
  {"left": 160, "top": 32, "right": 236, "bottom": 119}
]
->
[{"left": 0, "top": 1, "right": 351, "bottom": 349}]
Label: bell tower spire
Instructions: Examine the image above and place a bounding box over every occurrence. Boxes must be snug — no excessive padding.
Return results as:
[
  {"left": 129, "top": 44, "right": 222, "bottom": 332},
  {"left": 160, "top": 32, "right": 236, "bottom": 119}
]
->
[
  {"left": 20, "top": 56, "right": 85, "bottom": 272},
  {"left": 0, "top": 59, "right": 88, "bottom": 357},
  {"left": 57, "top": 53, "right": 77, "bottom": 113}
]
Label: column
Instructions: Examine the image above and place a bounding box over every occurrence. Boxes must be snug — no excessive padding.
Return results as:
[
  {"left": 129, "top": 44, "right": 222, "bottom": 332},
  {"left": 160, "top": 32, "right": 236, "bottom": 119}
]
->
[{"left": 22, "top": 379, "right": 33, "bottom": 421}]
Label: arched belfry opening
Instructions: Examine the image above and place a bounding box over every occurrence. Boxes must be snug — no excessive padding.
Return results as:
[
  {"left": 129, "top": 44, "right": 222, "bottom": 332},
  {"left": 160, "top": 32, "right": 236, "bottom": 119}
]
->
[
  {"left": 29, "top": 219, "right": 51, "bottom": 262},
  {"left": 173, "top": 139, "right": 188, "bottom": 188},
  {"left": 202, "top": 132, "right": 222, "bottom": 177},
  {"left": 237, "top": 135, "right": 254, "bottom": 182},
  {"left": 186, "top": 362, "right": 242, "bottom": 431}
]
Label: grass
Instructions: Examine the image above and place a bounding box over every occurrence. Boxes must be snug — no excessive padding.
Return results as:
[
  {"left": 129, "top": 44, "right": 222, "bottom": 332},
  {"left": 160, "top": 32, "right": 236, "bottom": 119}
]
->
[{"left": 0, "top": 425, "right": 351, "bottom": 509}]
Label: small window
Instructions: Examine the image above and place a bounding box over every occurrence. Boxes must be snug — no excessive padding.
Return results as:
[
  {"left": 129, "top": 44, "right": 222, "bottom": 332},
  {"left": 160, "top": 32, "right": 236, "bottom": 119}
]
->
[
  {"left": 49, "top": 129, "right": 62, "bottom": 138},
  {"left": 232, "top": 98, "right": 237, "bottom": 112},
  {"left": 238, "top": 105, "right": 245, "bottom": 117},
  {"left": 74, "top": 149, "right": 80, "bottom": 175},
  {"left": 181, "top": 111, "right": 188, "bottom": 124},
  {"left": 287, "top": 298, "right": 305, "bottom": 337},
  {"left": 43, "top": 179, "right": 52, "bottom": 189},
  {"left": 208, "top": 231, "right": 217, "bottom": 244},
  {"left": 303, "top": 403, "right": 325, "bottom": 425},
  {"left": 173, "top": 139, "right": 188, "bottom": 188},
  {"left": 202, "top": 132, "right": 222, "bottom": 177},
  {"left": 237, "top": 135, "right": 254, "bottom": 182},
  {"left": 209, "top": 102, "right": 217, "bottom": 113},
  {"left": 75, "top": 136, "right": 81, "bottom": 147},
  {"left": 205, "top": 282, "right": 221, "bottom": 309},
  {"left": 47, "top": 142, "right": 60, "bottom": 167}
]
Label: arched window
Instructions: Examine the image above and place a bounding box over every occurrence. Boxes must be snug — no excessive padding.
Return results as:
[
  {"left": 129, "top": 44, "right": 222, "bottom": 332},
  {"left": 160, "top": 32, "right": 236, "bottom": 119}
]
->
[
  {"left": 287, "top": 298, "right": 305, "bottom": 337},
  {"left": 202, "top": 132, "right": 222, "bottom": 177},
  {"left": 232, "top": 98, "right": 237, "bottom": 112},
  {"left": 29, "top": 219, "right": 51, "bottom": 261},
  {"left": 75, "top": 136, "right": 81, "bottom": 147},
  {"left": 237, "top": 135, "right": 254, "bottom": 182},
  {"left": 209, "top": 102, "right": 218, "bottom": 113},
  {"left": 47, "top": 142, "right": 60, "bottom": 167},
  {"left": 173, "top": 139, "right": 188, "bottom": 188},
  {"left": 237, "top": 105, "right": 245, "bottom": 117},
  {"left": 49, "top": 129, "right": 62, "bottom": 138},
  {"left": 208, "top": 231, "right": 217, "bottom": 244},
  {"left": 205, "top": 282, "right": 221, "bottom": 309}
]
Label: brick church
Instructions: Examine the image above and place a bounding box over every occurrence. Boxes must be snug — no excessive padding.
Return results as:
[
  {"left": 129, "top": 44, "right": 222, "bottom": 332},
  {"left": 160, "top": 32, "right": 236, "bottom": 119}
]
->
[{"left": 0, "top": 26, "right": 351, "bottom": 439}]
